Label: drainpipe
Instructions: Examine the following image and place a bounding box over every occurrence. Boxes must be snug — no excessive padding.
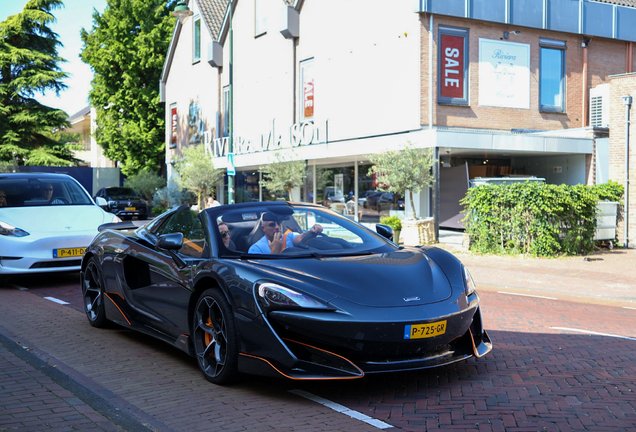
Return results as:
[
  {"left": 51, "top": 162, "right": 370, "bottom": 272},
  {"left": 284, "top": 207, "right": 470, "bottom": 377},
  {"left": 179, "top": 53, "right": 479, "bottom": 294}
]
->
[
  {"left": 582, "top": 45, "right": 588, "bottom": 126},
  {"left": 622, "top": 95, "right": 632, "bottom": 248}
]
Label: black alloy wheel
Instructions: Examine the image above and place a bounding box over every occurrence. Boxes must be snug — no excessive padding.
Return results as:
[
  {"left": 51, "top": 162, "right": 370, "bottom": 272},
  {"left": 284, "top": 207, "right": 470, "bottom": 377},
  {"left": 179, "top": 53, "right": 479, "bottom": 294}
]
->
[
  {"left": 193, "top": 289, "right": 239, "bottom": 384},
  {"left": 81, "top": 257, "right": 109, "bottom": 328}
]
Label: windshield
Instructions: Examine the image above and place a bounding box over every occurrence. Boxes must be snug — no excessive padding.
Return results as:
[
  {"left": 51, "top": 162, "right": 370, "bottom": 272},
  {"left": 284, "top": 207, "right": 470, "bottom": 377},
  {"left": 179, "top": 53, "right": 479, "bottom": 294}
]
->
[
  {"left": 0, "top": 177, "right": 93, "bottom": 208},
  {"left": 104, "top": 187, "right": 139, "bottom": 198},
  {"left": 211, "top": 204, "right": 396, "bottom": 257}
]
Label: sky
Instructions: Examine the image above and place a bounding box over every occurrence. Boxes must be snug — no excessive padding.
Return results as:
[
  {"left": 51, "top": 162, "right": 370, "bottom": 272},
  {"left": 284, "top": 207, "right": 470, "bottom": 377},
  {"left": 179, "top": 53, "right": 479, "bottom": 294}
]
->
[{"left": 0, "top": 0, "right": 107, "bottom": 117}]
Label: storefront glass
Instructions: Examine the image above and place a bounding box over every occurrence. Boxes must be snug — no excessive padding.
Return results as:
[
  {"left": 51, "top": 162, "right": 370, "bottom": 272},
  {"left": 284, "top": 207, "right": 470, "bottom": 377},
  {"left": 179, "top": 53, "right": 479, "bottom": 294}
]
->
[{"left": 232, "top": 162, "right": 405, "bottom": 224}]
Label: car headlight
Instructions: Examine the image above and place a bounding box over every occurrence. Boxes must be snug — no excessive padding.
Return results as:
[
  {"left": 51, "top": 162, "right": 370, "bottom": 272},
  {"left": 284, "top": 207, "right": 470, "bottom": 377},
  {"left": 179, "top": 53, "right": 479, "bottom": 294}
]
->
[
  {"left": 463, "top": 266, "right": 477, "bottom": 296},
  {"left": 257, "top": 282, "right": 330, "bottom": 310},
  {"left": 0, "top": 221, "right": 30, "bottom": 237},
  {"left": 111, "top": 215, "right": 123, "bottom": 223},
  {"left": 108, "top": 200, "right": 117, "bottom": 208}
]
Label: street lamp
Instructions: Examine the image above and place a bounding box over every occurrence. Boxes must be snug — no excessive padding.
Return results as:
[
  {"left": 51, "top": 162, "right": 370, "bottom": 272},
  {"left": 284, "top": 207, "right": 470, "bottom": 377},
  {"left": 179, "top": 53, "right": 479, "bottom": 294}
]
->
[
  {"left": 171, "top": 0, "right": 193, "bottom": 24},
  {"left": 622, "top": 95, "right": 632, "bottom": 249},
  {"left": 227, "top": 1, "right": 235, "bottom": 205}
]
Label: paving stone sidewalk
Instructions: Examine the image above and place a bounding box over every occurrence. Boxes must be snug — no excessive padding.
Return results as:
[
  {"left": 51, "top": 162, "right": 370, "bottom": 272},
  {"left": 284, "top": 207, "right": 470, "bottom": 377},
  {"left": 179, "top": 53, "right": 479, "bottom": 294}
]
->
[
  {"left": 0, "top": 331, "right": 149, "bottom": 432},
  {"left": 444, "top": 244, "right": 636, "bottom": 307},
  {"left": 1, "top": 242, "right": 634, "bottom": 431}
]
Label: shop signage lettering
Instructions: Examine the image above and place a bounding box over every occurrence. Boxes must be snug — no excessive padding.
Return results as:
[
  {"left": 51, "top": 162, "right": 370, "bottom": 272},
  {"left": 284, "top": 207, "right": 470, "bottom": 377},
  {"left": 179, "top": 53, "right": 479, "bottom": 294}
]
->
[
  {"left": 440, "top": 34, "right": 464, "bottom": 99},
  {"left": 205, "top": 121, "right": 324, "bottom": 158}
]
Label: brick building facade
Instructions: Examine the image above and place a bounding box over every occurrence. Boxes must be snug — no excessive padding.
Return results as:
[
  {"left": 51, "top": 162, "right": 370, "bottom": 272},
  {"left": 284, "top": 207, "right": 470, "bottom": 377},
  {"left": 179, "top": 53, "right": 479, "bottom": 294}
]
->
[{"left": 162, "top": 0, "right": 636, "bottom": 241}]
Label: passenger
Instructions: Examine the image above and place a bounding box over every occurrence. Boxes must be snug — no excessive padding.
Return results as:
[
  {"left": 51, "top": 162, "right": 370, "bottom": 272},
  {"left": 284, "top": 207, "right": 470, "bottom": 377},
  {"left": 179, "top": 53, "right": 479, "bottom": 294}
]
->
[
  {"left": 248, "top": 212, "right": 323, "bottom": 254},
  {"left": 0, "top": 190, "right": 7, "bottom": 207},
  {"left": 218, "top": 222, "right": 235, "bottom": 249}
]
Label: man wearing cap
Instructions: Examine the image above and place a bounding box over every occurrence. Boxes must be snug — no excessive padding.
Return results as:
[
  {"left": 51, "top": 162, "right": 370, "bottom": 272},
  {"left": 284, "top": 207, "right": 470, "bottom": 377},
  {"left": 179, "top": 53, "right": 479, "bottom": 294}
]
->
[{"left": 249, "top": 212, "right": 323, "bottom": 254}]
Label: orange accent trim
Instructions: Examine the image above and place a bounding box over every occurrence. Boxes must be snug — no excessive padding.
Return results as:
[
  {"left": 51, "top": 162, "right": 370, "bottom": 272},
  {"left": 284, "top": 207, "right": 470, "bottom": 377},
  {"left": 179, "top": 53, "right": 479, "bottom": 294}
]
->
[
  {"left": 183, "top": 238, "right": 203, "bottom": 252},
  {"left": 468, "top": 329, "right": 488, "bottom": 358},
  {"left": 239, "top": 353, "right": 364, "bottom": 380},
  {"left": 282, "top": 337, "right": 365, "bottom": 373},
  {"left": 104, "top": 292, "right": 131, "bottom": 325}
]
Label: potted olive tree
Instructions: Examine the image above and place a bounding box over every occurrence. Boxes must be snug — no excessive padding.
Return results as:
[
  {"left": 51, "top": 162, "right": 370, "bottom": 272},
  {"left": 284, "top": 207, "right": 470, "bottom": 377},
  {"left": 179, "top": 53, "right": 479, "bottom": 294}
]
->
[
  {"left": 380, "top": 215, "right": 402, "bottom": 244},
  {"left": 368, "top": 143, "right": 436, "bottom": 246},
  {"left": 258, "top": 151, "right": 306, "bottom": 201}
]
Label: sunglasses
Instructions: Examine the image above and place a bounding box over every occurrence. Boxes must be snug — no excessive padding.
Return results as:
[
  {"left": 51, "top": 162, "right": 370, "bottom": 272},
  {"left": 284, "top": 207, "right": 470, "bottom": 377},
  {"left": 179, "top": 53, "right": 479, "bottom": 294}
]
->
[
  {"left": 220, "top": 230, "right": 231, "bottom": 238},
  {"left": 264, "top": 221, "right": 280, "bottom": 228},
  {"left": 0, "top": 195, "right": 5, "bottom": 198}
]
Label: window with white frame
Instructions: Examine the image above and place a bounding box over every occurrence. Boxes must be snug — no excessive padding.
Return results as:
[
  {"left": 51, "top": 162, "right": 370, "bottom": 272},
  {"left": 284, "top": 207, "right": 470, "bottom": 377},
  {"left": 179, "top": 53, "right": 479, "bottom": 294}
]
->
[
  {"left": 254, "top": 0, "right": 267, "bottom": 37},
  {"left": 300, "top": 59, "right": 314, "bottom": 121},
  {"left": 193, "top": 16, "right": 201, "bottom": 63},
  {"left": 539, "top": 39, "right": 566, "bottom": 113}
]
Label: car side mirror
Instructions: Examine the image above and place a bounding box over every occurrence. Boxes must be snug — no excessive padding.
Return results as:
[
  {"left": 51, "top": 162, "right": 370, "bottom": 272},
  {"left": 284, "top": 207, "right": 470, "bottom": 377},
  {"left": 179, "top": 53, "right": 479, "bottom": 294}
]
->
[
  {"left": 375, "top": 224, "right": 394, "bottom": 241},
  {"left": 156, "top": 233, "right": 184, "bottom": 250},
  {"left": 157, "top": 233, "right": 187, "bottom": 269},
  {"left": 95, "top": 196, "right": 107, "bottom": 208}
]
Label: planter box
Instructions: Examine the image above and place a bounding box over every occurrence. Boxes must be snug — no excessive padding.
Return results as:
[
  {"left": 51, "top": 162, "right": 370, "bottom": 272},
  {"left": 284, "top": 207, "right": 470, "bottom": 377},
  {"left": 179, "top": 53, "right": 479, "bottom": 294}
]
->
[{"left": 401, "top": 218, "right": 435, "bottom": 246}]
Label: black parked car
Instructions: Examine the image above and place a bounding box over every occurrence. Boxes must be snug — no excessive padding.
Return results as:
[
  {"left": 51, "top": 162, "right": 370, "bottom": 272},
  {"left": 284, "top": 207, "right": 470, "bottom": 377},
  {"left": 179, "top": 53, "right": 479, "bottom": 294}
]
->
[
  {"left": 81, "top": 201, "right": 491, "bottom": 385},
  {"left": 94, "top": 187, "right": 148, "bottom": 220}
]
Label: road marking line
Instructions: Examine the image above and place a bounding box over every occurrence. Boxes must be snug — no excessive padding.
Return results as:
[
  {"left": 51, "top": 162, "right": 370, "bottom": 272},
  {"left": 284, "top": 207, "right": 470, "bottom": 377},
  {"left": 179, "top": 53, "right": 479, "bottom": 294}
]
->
[
  {"left": 289, "top": 389, "right": 392, "bottom": 429},
  {"left": 550, "top": 327, "right": 636, "bottom": 341},
  {"left": 44, "top": 297, "right": 70, "bottom": 305},
  {"left": 624, "top": 306, "right": 636, "bottom": 310},
  {"left": 497, "top": 291, "right": 558, "bottom": 300}
]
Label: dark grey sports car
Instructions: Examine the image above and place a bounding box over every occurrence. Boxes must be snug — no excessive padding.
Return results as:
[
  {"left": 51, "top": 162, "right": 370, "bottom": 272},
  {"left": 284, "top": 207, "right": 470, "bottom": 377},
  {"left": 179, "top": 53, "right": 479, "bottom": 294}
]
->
[{"left": 80, "top": 201, "right": 491, "bottom": 385}]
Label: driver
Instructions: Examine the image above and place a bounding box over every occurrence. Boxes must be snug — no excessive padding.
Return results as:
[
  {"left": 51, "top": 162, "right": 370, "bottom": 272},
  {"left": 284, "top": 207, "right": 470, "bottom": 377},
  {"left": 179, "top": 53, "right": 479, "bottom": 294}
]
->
[{"left": 248, "top": 212, "right": 323, "bottom": 254}]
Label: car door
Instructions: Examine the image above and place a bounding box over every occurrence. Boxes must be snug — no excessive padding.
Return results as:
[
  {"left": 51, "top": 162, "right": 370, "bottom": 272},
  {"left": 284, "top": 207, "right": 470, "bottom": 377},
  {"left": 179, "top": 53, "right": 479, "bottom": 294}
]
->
[{"left": 124, "top": 209, "right": 207, "bottom": 339}]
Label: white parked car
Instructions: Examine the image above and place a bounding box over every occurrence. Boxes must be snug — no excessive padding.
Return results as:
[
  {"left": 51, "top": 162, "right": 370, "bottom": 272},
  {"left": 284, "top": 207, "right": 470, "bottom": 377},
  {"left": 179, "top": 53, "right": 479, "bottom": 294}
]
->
[{"left": 0, "top": 173, "right": 121, "bottom": 278}]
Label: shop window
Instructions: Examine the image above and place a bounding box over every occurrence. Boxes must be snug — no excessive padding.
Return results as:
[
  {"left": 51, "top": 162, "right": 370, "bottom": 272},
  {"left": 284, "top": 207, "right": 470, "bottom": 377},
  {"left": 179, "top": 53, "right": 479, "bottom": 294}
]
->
[
  {"left": 539, "top": 39, "right": 566, "bottom": 113},
  {"left": 193, "top": 16, "right": 201, "bottom": 63}
]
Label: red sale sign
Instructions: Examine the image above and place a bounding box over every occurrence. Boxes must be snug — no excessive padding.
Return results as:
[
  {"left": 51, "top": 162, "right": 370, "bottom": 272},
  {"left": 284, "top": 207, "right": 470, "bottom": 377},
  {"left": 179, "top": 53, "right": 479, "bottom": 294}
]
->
[{"left": 440, "top": 34, "right": 464, "bottom": 99}]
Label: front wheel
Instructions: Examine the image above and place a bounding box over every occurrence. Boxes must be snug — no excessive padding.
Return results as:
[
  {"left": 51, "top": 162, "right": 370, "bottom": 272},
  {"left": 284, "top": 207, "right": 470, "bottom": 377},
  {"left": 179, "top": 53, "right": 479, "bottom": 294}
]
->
[
  {"left": 192, "top": 289, "right": 239, "bottom": 385},
  {"left": 81, "top": 257, "right": 109, "bottom": 328}
]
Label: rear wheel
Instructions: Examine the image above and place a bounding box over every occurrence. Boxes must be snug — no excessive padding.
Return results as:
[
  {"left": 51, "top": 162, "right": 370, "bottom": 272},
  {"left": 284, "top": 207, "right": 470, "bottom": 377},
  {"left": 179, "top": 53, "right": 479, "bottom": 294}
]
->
[
  {"left": 192, "top": 289, "right": 239, "bottom": 384},
  {"left": 81, "top": 257, "right": 109, "bottom": 328}
]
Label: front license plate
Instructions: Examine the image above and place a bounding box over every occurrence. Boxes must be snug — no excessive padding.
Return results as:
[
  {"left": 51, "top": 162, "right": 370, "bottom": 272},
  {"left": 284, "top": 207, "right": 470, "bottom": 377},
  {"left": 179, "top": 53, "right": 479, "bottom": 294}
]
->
[
  {"left": 53, "top": 247, "right": 86, "bottom": 258},
  {"left": 404, "top": 320, "right": 447, "bottom": 339},
  {"left": 125, "top": 207, "right": 136, "bottom": 211}
]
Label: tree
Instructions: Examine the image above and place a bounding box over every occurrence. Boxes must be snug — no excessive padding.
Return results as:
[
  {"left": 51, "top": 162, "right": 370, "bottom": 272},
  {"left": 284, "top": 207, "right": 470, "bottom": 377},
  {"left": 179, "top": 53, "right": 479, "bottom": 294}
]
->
[
  {"left": 0, "top": 0, "right": 77, "bottom": 166},
  {"left": 175, "top": 144, "right": 223, "bottom": 210},
  {"left": 124, "top": 169, "right": 166, "bottom": 205},
  {"left": 80, "top": 0, "right": 174, "bottom": 176},
  {"left": 368, "top": 143, "right": 436, "bottom": 219},
  {"left": 259, "top": 151, "right": 306, "bottom": 200}
]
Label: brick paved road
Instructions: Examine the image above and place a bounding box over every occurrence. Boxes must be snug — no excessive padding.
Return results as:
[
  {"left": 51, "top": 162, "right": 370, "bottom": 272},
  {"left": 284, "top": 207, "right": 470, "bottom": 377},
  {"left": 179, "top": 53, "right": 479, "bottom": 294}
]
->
[{"left": 1, "top": 256, "right": 635, "bottom": 431}]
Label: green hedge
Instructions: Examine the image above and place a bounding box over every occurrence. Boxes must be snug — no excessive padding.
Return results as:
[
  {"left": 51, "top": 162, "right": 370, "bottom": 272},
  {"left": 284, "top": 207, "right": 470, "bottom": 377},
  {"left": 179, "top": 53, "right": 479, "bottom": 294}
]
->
[{"left": 460, "top": 181, "right": 623, "bottom": 257}]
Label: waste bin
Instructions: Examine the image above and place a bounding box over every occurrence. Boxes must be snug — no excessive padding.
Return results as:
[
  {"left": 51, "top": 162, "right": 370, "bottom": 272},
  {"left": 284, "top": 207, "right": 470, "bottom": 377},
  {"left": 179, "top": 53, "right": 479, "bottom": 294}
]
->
[{"left": 594, "top": 201, "right": 619, "bottom": 249}]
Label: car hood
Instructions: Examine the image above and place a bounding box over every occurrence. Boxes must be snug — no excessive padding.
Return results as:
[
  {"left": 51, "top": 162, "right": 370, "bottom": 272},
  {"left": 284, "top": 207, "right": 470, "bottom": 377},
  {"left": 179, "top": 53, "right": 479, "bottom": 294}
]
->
[
  {"left": 0, "top": 206, "right": 116, "bottom": 234},
  {"left": 250, "top": 249, "right": 453, "bottom": 307}
]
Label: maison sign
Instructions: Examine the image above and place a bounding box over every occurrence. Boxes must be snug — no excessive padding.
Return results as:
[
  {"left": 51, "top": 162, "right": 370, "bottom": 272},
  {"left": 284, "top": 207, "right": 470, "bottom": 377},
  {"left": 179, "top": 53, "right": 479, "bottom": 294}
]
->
[{"left": 203, "top": 120, "right": 325, "bottom": 159}]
